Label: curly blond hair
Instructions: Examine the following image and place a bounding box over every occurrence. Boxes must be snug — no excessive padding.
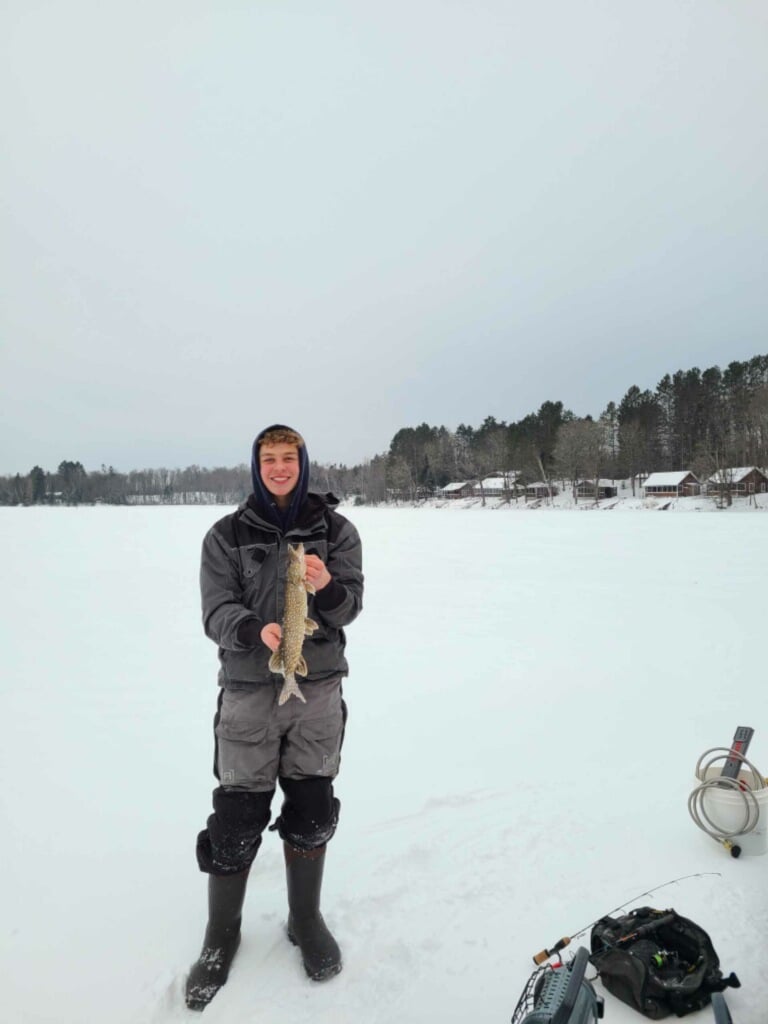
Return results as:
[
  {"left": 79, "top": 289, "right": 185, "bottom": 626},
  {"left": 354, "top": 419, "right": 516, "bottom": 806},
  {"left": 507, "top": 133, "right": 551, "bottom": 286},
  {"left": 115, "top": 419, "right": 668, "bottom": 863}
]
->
[{"left": 258, "top": 428, "right": 304, "bottom": 449}]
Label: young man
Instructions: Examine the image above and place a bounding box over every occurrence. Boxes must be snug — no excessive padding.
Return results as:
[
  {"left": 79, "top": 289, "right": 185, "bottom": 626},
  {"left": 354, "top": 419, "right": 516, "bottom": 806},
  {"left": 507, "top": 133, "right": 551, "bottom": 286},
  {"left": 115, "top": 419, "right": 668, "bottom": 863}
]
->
[{"left": 186, "top": 425, "right": 363, "bottom": 1011}]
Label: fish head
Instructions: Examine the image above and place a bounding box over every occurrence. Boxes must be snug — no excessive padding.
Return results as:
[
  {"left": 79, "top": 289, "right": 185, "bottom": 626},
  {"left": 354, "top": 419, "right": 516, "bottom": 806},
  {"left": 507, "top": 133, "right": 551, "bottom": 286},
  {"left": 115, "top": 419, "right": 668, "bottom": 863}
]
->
[{"left": 286, "top": 542, "right": 306, "bottom": 583}]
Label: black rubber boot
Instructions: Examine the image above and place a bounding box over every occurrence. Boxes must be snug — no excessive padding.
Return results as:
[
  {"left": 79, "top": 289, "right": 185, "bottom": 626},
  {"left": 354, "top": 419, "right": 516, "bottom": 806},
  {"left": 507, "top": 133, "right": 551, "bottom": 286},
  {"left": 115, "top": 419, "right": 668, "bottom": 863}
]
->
[
  {"left": 284, "top": 842, "right": 342, "bottom": 981},
  {"left": 185, "top": 869, "right": 250, "bottom": 1011}
]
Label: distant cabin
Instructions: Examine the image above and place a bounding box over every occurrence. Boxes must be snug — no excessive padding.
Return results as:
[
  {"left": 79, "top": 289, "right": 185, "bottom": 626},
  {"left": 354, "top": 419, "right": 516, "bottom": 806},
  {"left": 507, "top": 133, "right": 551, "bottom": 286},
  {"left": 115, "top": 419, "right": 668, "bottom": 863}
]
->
[
  {"left": 526, "top": 481, "right": 559, "bottom": 499},
  {"left": 471, "top": 472, "right": 523, "bottom": 497},
  {"left": 473, "top": 476, "right": 506, "bottom": 497},
  {"left": 642, "top": 471, "right": 701, "bottom": 497},
  {"left": 706, "top": 467, "right": 768, "bottom": 495},
  {"left": 575, "top": 479, "right": 618, "bottom": 499},
  {"left": 441, "top": 481, "right": 474, "bottom": 500}
]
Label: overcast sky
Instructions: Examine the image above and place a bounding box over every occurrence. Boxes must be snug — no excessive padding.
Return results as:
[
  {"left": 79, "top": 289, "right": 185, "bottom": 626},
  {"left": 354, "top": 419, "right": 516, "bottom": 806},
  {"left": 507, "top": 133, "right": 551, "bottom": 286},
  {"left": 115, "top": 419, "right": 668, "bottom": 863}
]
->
[{"left": 2, "top": 1, "right": 767, "bottom": 473}]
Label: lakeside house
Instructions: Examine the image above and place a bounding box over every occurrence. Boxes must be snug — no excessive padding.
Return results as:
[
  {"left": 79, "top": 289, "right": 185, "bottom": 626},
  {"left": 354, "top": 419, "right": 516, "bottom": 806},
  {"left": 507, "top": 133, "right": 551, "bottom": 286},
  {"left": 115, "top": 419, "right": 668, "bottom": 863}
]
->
[
  {"left": 525, "top": 481, "right": 559, "bottom": 499},
  {"left": 440, "top": 481, "right": 475, "bottom": 500},
  {"left": 642, "top": 471, "right": 701, "bottom": 497},
  {"left": 705, "top": 467, "right": 768, "bottom": 496},
  {"left": 472, "top": 472, "right": 523, "bottom": 498},
  {"left": 474, "top": 476, "right": 506, "bottom": 497},
  {"left": 575, "top": 479, "right": 619, "bottom": 499}
]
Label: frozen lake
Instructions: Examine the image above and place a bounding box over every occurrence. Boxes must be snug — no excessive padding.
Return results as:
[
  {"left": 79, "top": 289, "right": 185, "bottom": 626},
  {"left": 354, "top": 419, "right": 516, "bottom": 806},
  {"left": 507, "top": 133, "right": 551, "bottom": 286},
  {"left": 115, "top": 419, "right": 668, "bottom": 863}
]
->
[{"left": 1, "top": 505, "right": 765, "bottom": 1023}]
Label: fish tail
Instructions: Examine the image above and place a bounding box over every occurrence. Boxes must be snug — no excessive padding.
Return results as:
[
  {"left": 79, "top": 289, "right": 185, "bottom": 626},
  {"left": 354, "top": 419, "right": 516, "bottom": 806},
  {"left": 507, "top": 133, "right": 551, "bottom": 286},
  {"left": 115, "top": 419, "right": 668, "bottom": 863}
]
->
[{"left": 278, "top": 673, "right": 306, "bottom": 706}]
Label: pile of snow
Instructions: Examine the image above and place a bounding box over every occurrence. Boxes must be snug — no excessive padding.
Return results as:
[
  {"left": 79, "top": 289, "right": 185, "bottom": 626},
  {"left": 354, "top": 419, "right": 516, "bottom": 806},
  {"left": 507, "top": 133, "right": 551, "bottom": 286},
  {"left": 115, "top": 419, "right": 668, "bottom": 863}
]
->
[{"left": 1, "top": 506, "right": 765, "bottom": 1023}]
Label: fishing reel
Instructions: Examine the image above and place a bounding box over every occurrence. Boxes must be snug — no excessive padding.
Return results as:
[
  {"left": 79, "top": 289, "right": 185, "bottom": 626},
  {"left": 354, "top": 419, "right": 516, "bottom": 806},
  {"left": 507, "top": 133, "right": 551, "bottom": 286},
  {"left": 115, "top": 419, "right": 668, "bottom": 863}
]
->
[
  {"left": 511, "top": 947, "right": 604, "bottom": 1024},
  {"left": 621, "top": 937, "right": 700, "bottom": 993}
]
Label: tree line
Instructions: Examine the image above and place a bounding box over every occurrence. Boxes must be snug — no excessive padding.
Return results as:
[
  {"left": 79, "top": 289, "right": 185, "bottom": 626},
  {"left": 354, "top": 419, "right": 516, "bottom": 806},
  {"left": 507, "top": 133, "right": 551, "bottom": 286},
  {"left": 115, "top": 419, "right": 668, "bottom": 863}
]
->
[
  {"left": 363, "top": 354, "right": 768, "bottom": 501},
  {"left": 2, "top": 354, "right": 766, "bottom": 506},
  {"left": 0, "top": 457, "right": 388, "bottom": 507}
]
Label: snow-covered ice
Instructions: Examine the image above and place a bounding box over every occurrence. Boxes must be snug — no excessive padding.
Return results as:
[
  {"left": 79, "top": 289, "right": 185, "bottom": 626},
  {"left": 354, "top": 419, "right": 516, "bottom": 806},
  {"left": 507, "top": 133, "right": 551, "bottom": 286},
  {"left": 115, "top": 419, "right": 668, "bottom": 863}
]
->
[{"left": 1, "top": 505, "right": 766, "bottom": 1024}]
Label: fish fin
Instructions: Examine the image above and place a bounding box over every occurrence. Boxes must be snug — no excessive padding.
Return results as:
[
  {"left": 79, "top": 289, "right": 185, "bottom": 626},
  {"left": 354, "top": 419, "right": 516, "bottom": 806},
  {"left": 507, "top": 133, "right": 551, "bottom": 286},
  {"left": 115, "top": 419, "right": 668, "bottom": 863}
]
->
[
  {"left": 304, "top": 580, "right": 317, "bottom": 595},
  {"left": 304, "top": 617, "right": 319, "bottom": 635},
  {"left": 269, "top": 650, "right": 283, "bottom": 673},
  {"left": 295, "top": 655, "right": 308, "bottom": 677},
  {"left": 278, "top": 674, "right": 306, "bottom": 706}
]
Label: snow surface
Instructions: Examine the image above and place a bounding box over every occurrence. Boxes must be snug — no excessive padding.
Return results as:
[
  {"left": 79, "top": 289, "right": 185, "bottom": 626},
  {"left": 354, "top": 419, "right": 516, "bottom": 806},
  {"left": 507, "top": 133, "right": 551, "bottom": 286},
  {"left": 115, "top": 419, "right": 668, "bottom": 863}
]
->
[{"left": 1, "top": 505, "right": 766, "bottom": 1024}]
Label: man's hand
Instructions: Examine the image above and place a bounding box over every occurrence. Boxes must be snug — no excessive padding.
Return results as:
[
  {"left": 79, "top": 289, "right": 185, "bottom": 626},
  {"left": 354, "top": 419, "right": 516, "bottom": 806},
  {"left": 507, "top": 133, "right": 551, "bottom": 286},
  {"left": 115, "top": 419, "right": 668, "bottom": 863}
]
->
[
  {"left": 260, "top": 623, "right": 282, "bottom": 652},
  {"left": 304, "top": 553, "right": 331, "bottom": 591}
]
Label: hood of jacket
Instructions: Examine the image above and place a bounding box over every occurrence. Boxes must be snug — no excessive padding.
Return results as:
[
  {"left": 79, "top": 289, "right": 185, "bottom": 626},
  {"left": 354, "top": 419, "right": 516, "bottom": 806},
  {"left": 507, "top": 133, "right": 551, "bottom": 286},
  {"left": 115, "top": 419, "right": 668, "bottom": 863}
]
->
[{"left": 249, "top": 423, "right": 309, "bottom": 531}]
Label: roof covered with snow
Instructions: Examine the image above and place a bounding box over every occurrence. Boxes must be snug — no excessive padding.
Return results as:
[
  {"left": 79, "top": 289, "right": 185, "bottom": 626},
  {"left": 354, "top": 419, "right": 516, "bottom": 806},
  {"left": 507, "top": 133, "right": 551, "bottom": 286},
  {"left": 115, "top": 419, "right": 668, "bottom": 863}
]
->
[
  {"left": 441, "top": 481, "right": 472, "bottom": 492},
  {"left": 643, "top": 471, "right": 698, "bottom": 487},
  {"left": 706, "top": 466, "right": 767, "bottom": 483},
  {"left": 474, "top": 476, "right": 508, "bottom": 489}
]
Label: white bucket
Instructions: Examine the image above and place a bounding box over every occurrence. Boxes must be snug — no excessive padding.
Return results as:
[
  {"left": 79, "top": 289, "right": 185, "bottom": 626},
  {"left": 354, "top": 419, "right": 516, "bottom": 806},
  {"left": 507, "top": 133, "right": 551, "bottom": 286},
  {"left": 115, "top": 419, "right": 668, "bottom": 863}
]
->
[{"left": 695, "top": 766, "right": 768, "bottom": 856}]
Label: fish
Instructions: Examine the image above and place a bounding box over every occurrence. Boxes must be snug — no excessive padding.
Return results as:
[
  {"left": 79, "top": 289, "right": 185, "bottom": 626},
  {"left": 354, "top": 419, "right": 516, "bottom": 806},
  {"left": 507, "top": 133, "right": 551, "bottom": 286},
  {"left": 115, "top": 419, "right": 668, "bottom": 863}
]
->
[{"left": 270, "top": 542, "right": 319, "bottom": 705}]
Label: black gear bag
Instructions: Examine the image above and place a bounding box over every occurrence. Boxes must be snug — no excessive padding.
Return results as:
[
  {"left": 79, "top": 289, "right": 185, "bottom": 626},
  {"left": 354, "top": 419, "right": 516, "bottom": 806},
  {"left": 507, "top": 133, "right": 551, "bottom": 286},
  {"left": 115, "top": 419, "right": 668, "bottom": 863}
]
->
[{"left": 589, "top": 907, "right": 740, "bottom": 1019}]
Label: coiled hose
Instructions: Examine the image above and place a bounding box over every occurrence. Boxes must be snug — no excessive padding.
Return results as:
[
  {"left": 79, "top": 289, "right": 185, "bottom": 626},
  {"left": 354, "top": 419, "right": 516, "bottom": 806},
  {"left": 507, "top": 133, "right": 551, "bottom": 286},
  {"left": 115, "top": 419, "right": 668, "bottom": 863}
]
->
[{"left": 688, "top": 748, "right": 766, "bottom": 857}]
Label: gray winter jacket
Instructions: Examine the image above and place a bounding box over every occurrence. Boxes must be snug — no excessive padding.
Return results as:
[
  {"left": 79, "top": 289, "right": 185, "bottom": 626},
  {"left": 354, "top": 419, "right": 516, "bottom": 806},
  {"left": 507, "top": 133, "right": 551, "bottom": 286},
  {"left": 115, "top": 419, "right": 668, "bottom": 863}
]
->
[{"left": 200, "top": 493, "right": 363, "bottom": 689}]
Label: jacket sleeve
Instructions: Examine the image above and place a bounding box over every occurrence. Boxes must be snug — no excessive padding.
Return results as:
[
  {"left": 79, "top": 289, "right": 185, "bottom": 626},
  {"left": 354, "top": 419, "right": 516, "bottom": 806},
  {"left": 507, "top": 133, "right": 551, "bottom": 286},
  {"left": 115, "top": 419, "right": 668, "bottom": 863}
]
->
[
  {"left": 200, "top": 526, "right": 262, "bottom": 651},
  {"left": 312, "top": 516, "right": 364, "bottom": 629}
]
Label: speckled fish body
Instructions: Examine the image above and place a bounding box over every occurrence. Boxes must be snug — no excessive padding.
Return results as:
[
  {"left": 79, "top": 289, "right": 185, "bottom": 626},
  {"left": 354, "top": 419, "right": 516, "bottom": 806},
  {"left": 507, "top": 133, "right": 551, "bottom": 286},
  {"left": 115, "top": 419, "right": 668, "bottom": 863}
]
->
[{"left": 270, "top": 543, "right": 318, "bottom": 705}]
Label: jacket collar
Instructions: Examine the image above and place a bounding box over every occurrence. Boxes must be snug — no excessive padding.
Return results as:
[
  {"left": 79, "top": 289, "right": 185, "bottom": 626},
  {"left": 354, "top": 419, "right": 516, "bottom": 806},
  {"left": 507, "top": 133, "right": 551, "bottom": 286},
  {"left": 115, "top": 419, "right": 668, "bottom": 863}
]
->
[{"left": 240, "top": 491, "right": 339, "bottom": 536}]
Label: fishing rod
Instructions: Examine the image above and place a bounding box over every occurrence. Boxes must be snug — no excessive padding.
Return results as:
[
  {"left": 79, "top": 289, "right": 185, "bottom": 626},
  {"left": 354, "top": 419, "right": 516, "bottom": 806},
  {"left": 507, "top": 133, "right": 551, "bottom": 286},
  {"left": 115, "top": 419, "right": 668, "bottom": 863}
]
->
[{"left": 531, "top": 872, "right": 722, "bottom": 965}]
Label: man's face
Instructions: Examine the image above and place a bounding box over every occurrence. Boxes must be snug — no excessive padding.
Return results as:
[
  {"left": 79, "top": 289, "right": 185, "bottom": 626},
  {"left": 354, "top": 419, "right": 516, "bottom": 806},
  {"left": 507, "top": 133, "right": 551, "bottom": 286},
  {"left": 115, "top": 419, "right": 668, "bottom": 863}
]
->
[{"left": 259, "top": 442, "right": 300, "bottom": 507}]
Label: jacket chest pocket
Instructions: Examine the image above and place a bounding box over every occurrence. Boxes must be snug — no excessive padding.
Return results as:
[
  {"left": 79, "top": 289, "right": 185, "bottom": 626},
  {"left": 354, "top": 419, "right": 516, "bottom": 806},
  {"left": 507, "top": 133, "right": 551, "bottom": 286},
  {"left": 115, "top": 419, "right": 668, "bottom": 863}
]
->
[{"left": 238, "top": 543, "right": 275, "bottom": 591}]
